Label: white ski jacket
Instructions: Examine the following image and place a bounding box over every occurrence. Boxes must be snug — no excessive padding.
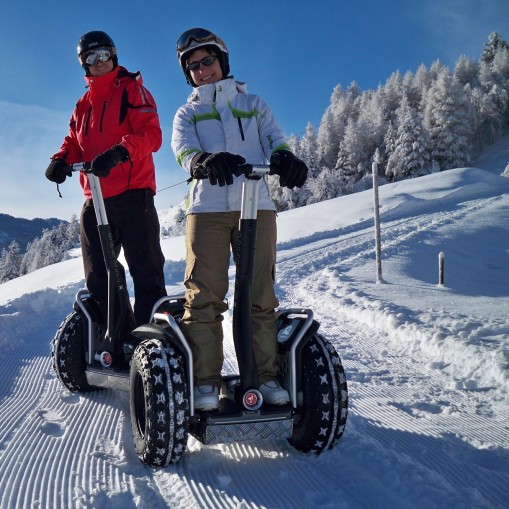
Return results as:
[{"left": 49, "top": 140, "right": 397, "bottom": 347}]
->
[{"left": 171, "top": 77, "right": 290, "bottom": 213}]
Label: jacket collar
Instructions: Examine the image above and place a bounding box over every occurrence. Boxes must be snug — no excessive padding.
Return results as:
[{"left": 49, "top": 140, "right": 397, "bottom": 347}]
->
[
  {"left": 188, "top": 77, "right": 247, "bottom": 105},
  {"left": 84, "top": 66, "right": 141, "bottom": 92}
]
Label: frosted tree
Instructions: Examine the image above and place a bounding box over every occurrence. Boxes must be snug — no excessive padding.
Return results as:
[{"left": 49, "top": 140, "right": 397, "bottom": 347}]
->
[
  {"left": 317, "top": 108, "right": 341, "bottom": 170},
  {"left": 481, "top": 32, "right": 509, "bottom": 65},
  {"left": 381, "top": 71, "right": 403, "bottom": 123},
  {"left": 299, "top": 123, "right": 319, "bottom": 175},
  {"left": 20, "top": 219, "right": 80, "bottom": 275},
  {"left": 414, "top": 63, "right": 432, "bottom": 100},
  {"left": 0, "top": 241, "right": 22, "bottom": 282},
  {"left": 306, "top": 168, "right": 342, "bottom": 204},
  {"left": 66, "top": 214, "right": 81, "bottom": 247},
  {"left": 454, "top": 55, "right": 480, "bottom": 88},
  {"left": 386, "top": 100, "right": 431, "bottom": 181},
  {"left": 383, "top": 120, "right": 398, "bottom": 163},
  {"left": 161, "top": 206, "right": 186, "bottom": 238},
  {"left": 317, "top": 84, "right": 360, "bottom": 170},
  {"left": 402, "top": 70, "right": 422, "bottom": 109},
  {"left": 477, "top": 33, "right": 509, "bottom": 142},
  {"left": 424, "top": 68, "right": 475, "bottom": 170},
  {"left": 337, "top": 90, "right": 386, "bottom": 183}
]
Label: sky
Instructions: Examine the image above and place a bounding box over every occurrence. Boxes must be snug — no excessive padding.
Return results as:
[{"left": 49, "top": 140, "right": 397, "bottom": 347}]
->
[
  {"left": 0, "top": 137, "right": 507, "bottom": 507},
  {"left": 1, "top": 0, "right": 509, "bottom": 221}
]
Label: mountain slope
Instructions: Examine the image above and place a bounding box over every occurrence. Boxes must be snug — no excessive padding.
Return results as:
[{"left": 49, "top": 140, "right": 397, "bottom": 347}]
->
[{"left": 0, "top": 213, "right": 64, "bottom": 253}]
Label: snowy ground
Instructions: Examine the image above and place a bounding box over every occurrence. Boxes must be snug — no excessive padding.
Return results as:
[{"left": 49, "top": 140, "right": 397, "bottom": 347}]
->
[{"left": 0, "top": 140, "right": 508, "bottom": 508}]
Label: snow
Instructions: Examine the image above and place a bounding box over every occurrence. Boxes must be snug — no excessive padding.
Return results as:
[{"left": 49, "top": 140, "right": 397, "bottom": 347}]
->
[{"left": 0, "top": 139, "right": 508, "bottom": 508}]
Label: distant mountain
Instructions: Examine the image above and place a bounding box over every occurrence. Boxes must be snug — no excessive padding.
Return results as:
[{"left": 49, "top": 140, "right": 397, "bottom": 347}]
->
[{"left": 0, "top": 213, "right": 65, "bottom": 253}]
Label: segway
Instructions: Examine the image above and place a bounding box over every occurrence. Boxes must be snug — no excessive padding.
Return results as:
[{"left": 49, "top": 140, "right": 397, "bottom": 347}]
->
[{"left": 51, "top": 163, "right": 348, "bottom": 467}]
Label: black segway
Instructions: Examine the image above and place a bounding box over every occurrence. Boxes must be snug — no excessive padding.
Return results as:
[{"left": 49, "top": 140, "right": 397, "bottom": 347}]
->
[
  {"left": 51, "top": 163, "right": 348, "bottom": 467},
  {"left": 51, "top": 163, "right": 135, "bottom": 389}
]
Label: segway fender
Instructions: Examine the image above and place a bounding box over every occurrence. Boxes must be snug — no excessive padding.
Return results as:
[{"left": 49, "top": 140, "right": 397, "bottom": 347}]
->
[
  {"left": 132, "top": 314, "right": 194, "bottom": 412},
  {"left": 276, "top": 309, "right": 320, "bottom": 408}
]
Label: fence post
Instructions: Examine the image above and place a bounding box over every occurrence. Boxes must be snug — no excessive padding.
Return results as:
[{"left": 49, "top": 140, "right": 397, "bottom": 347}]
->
[
  {"left": 372, "top": 149, "right": 382, "bottom": 284},
  {"left": 438, "top": 252, "right": 445, "bottom": 286}
]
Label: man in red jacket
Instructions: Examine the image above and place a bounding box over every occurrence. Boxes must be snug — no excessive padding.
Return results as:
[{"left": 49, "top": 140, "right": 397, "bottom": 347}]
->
[{"left": 45, "top": 30, "right": 167, "bottom": 348}]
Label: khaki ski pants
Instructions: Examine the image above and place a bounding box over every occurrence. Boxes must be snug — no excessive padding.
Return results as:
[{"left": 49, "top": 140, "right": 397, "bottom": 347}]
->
[{"left": 182, "top": 210, "right": 279, "bottom": 387}]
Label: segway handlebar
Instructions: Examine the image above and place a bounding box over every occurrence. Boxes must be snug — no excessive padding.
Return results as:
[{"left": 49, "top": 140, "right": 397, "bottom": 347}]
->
[
  {"left": 68, "top": 162, "right": 92, "bottom": 173},
  {"left": 236, "top": 163, "right": 273, "bottom": 178},
  {"left": 192, "top": 162, "right": 274, "bottom": 180}
]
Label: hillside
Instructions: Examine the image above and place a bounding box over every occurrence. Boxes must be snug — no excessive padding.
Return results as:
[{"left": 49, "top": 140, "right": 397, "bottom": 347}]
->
[
  {"left": 0, "top": 213, "right": 64, "bottom": 253},
  {"left": 0, "top": 134, "right": 507, "bottom": 507}
]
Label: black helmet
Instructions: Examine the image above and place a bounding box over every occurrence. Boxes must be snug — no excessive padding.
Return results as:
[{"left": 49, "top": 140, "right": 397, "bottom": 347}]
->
[
  {"left": 176, "top": 28, "right": 230, "bottom": 86},
  {"left": 77, "top": 30, "right": 118, "bottom": 72}
]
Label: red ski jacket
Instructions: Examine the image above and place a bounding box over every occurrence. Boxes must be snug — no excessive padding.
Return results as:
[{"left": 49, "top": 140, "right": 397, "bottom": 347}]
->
[{"left": 52, "top": 66, "right": 162, "bottom": 200}]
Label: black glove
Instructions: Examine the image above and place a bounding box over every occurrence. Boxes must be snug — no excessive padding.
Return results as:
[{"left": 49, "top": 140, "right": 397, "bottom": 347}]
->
[
  {"left": 45, "top": 159, "right": 72, "bottom": 184},
  {"left": 91, "top": 145, "right": 130, "bottom": 177},
  {"left": 270, "top": 150, "right": 308, "bottom": 188},
  {"left": 193, "top": 152, "right": 246, "bottom": 186}
]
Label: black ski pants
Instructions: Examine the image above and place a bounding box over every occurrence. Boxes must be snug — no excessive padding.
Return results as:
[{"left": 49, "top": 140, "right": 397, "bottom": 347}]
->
[{"left": 80, "top": 188, "right": 167, "bottom": 338}]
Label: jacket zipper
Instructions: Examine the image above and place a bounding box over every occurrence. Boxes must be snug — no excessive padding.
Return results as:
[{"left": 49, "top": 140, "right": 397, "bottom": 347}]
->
[
  {"left": 237, "top": 117, "right": 245, "bottom": 141},
  {"left": 99, "top": 101, "right": 107, "bottom": 132},
  {"left": 84, "top": 106, "right": 92, "bottom": 136}
]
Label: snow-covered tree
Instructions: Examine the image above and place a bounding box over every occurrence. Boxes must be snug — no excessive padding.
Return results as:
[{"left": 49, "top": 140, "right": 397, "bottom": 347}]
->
[
  {"left": 402, "top": 70, "right": 422, "bottom": 110},
  {"left": 481, "top": 32, "right": 509, "bottom": 65},
  {"left": 381, "top": 71, "right": 403, "bottom": 123},
  {"left": 386, "top": 100, "right": 431, "bottom": 181},
  {"left": 317, "top": 108, "right": 341, "bottom": 170},
  {"left": 0, "top": 241, "right": 22, "bottom": 283},
  {"left": 424, "top": 68, "right": 475, "bottom": 170},
  {"left": 20, "top": 219, "right": 80, "bottom": 275},
  {"left": 454, "top": 56, "right": 480, "bottom": 88}
]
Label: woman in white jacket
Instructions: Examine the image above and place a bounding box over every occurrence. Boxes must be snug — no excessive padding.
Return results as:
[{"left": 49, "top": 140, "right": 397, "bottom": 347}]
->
[{"left": 172, "top": 28, "right": 308, "bottom": 411}]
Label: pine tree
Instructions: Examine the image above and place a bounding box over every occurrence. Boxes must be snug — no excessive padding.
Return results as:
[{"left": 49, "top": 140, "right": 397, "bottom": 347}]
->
[
  {"left": 454, "top": 56, "right": 480, "bottom": 88},
  {"left": 424, "top": 68, "right": 475, "bottom": 170},
  {"left": 386, "top": 99, "right": 431, "bottom": 181},
  {"left": 0, "top": 241, "right": 22, "bottom": 282},
  {"left": 481, "top": 32, "right": 509, "bottom": 65},
  {"left": 20, "top": 219, "right": 81, "bottom": 275}
]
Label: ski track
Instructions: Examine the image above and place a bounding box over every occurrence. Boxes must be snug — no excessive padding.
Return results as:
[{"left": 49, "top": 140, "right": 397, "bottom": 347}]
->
[{"left": 0, "top": 195, "right": 508, "bottom": 508}]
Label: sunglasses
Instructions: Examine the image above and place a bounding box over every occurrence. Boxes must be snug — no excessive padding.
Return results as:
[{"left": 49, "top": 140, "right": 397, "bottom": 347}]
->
[
  {"left": 83, "top": 48, "right": 112, "bottom": 66},
  {"left": 186, "top": 55, "right": 217, "bottom": 71},
  {"left": 177, "top": 28, "right": 217, "bottom": 52}
]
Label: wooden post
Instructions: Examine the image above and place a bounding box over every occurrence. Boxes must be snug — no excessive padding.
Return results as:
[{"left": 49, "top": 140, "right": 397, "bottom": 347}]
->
[
  {"left": 372, "top": 149, "right": 382, "bottom": 284},
  {"left": 438, "top": 252, "right": 445, "bottom": 286}
]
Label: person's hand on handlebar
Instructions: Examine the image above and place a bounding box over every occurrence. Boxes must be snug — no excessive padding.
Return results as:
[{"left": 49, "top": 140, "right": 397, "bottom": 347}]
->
[
  {"left": 192, "top": 152, "right": 246, "bottom": 186},
  {"left": 270, "top": 150, "right": 308, "bottom": 188},
  {"left": 91, "top": 145, "right": 130, "bottom": 178},
  {"left": 45, "top": 158, "right": 72, "bottom": 184}
]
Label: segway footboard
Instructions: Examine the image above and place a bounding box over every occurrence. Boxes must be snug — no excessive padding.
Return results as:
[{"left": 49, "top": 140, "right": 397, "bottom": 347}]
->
[{"left": 191, "top": 377, "right": 294, "bottom": 444}]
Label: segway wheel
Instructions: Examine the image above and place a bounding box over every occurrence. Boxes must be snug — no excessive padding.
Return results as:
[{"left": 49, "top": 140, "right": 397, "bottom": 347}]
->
[
  {"left": 130, "top": 338, "right": 189, "bottom": 466},
  {"left": 51, "top": 311, "right": 94, "bottom": 392},
  {"left": 289, "top": 333, "right": 348, "bottom": 453}
]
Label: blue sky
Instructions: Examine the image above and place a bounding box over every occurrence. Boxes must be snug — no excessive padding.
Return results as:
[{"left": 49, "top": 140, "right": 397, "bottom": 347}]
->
[{"left": 1, "top": 0, "right": 508, "bottom": 220}]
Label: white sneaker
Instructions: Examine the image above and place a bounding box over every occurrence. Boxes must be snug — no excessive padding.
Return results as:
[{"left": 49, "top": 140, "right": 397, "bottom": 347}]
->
[
  {"left": 259, "top": 380, "right": 290, "bottom": 405},
  {"left": 194, "top": 385, "right": 219, "bottom": 411}
]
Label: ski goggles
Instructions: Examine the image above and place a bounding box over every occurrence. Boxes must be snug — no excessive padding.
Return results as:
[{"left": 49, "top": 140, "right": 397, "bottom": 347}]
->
[
  {"left": 82, "top": 48, "right": 112, "bottom": 66},
  {"left": 177, "top": 28, "right": 218, "bottom": 53},
  {"left": 186, "top": 55, "right": 217, "bottom": 71}
]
